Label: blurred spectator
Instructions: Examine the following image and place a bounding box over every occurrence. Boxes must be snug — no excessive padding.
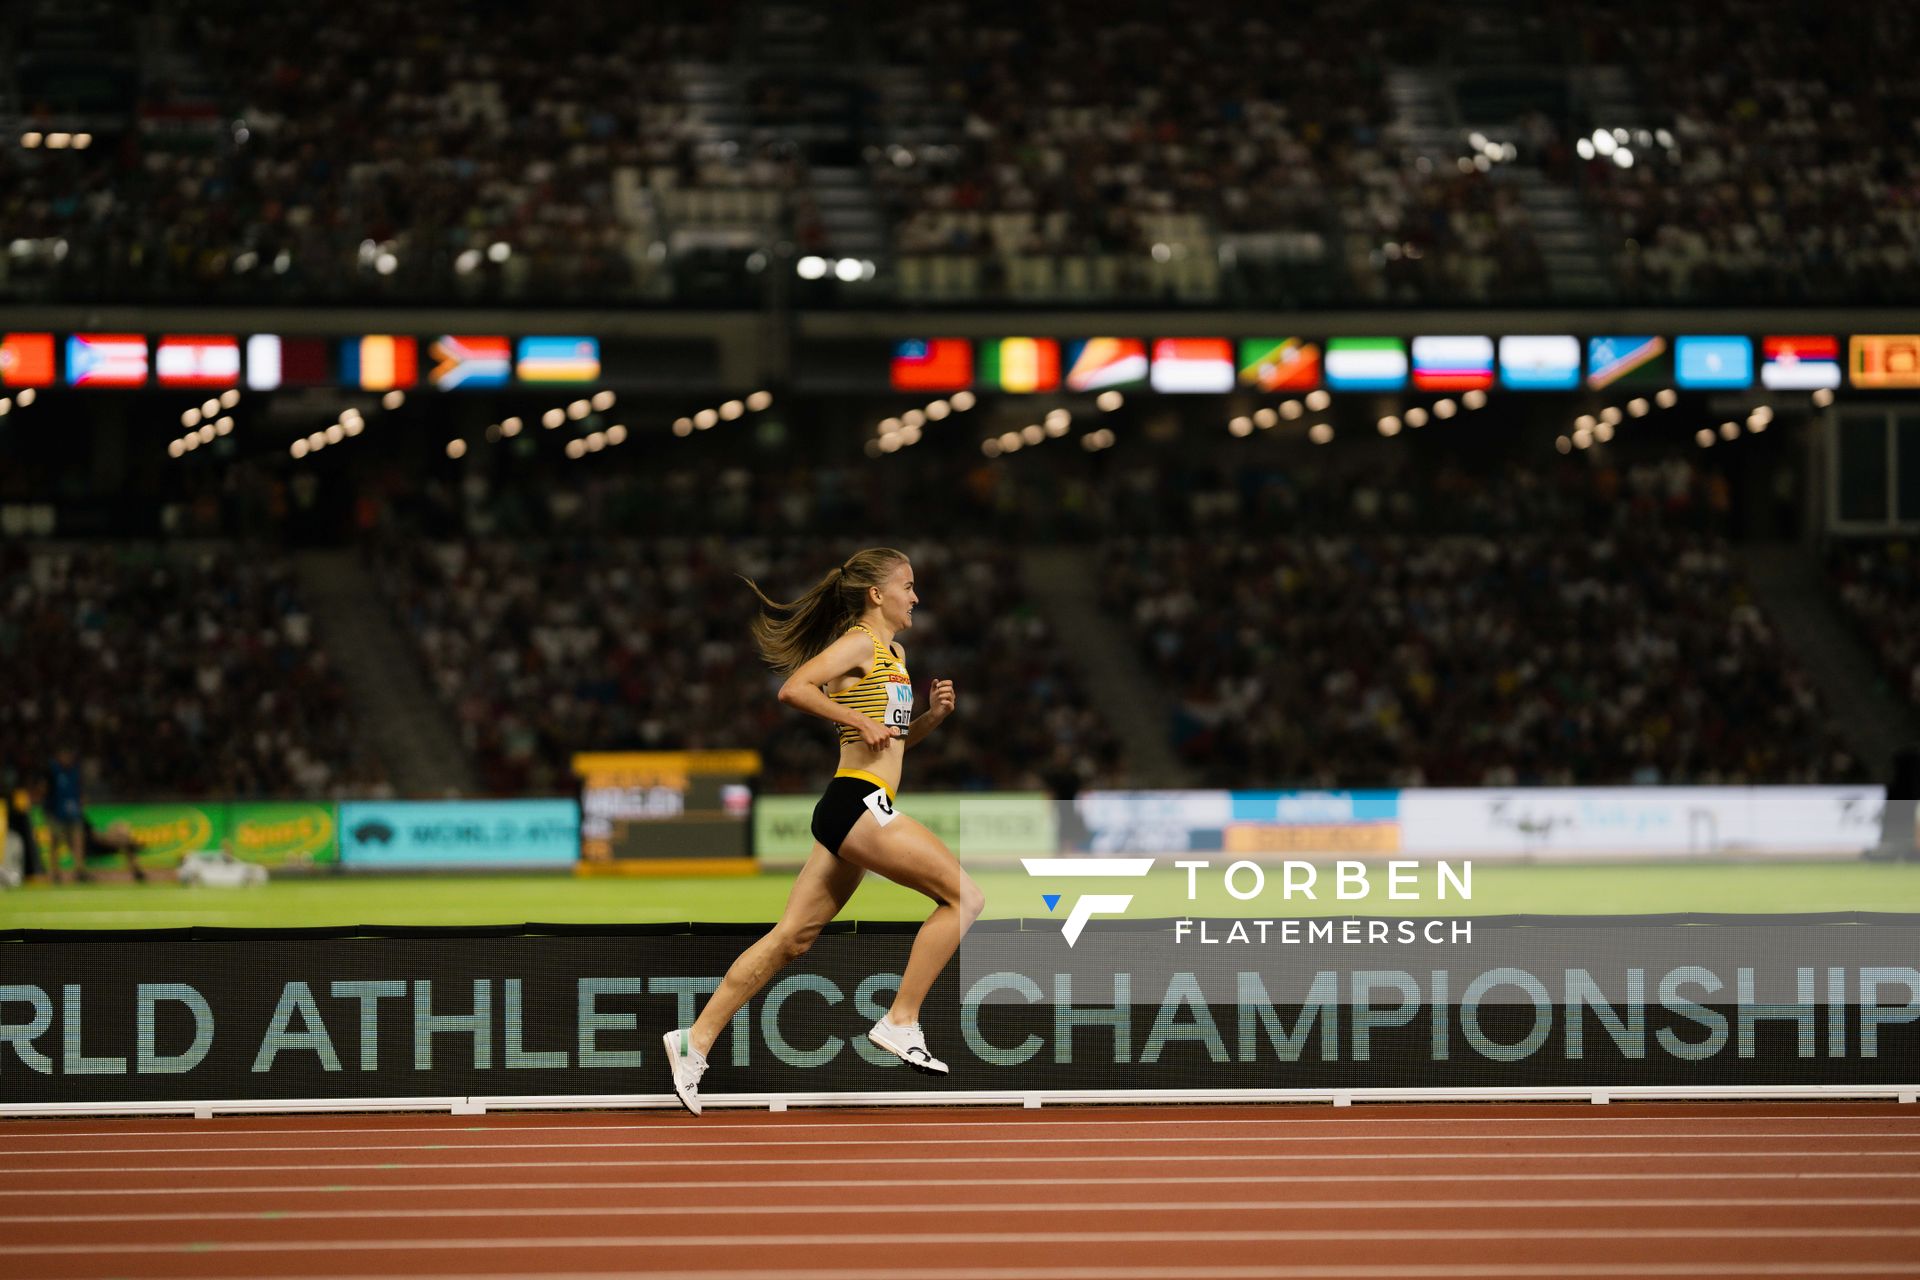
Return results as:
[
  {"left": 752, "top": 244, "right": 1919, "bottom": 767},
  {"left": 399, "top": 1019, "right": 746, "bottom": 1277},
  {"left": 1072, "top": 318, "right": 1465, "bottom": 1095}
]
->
[
  {"left": 1103, "top": 516, "right": 1863, "bottom": 788},
  {"left": 1828, "top": 539, "right": 1920, "bottom": 714},
  {"left": 371, "top": 537, "right": 1124, "bottom": 795},
  {"left": 0, "top": 545, "right": 378, "bottom": 800}
]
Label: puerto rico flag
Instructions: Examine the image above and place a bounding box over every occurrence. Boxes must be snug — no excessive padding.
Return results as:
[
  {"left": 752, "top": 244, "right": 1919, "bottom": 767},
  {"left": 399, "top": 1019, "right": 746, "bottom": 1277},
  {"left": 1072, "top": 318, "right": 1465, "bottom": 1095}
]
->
[{"left": 66, "top": 334, "right": 149, "bottom": 387}]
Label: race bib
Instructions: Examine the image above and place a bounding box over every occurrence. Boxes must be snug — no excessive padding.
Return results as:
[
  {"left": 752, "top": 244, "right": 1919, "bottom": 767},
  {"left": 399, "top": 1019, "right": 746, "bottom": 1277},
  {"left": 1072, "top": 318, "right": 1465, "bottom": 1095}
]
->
[
  {"left": 862, "top": 786, "right": 899, "bottom": 827},
  {"left": 885, "top": 679, "right": 914, "bottom": 731}
]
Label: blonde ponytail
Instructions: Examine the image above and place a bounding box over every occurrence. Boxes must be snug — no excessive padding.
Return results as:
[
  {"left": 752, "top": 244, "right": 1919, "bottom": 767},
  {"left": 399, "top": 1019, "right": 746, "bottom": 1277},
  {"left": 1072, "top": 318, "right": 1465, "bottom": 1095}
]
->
[{"left": 744, "top": 547, "right": 906, "bottom": 674}]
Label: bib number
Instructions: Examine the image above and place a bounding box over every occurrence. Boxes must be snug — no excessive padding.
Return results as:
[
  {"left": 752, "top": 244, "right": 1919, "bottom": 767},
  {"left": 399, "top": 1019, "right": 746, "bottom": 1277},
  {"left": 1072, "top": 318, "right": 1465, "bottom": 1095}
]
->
[
  {"left": 885, "top": 680, "right": 913, "bottom": 731},
  {"left": 862, "top": 787, "right": 899, "bottom": 827}
]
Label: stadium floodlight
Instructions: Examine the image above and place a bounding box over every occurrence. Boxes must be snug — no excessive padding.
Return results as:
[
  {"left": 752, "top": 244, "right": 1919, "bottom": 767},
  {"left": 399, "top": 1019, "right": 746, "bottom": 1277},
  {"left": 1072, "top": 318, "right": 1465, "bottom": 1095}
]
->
[
  {"left": 21, "top": 132, "right": 41, "bottom": 148},
  {"left": 586, "top": 432, "right": 607, "bottom": 452},
  {"left": 446, "top": 439, "right": 468, "bottom": 459},
  {"left": 1695, "top": 428, "right": 1715, "bottom": 448},
  {"left": 167, "top": 439, "right": 184, "bottom": 458},
  {"left": 567, "top": 399, "right": 590, "bottom": 419},
  {"left": 1556, "top": 435, "right": 1573, "bottom": 454},
  {"left": 1595, "top": 422, "right": 1615, "bottom": 443},
  {"left": 1656, "top": 388, "right": 1679, "bottom": 408},
  {"left": 796, "top": 256, "right": 827, "bottom": 280},
  {"left": 834, "top": 258, "right": 862, "bottom": 283},
  {"left": 746, "top": 390, "right": 773, "bottom": 412},
  {"left": 672, "top": 417, "right": 693, "bottom": 437},
  {"left": 1021, "top": 424, "right": 1044, "bottom": 445},
  {"left": 1812, "top": 388, "right": 1836, "bottom": 408},
  {"left": 214, "top": 417, "right": 234, "bottom": 436},
  {"left": 1719, "top": 421, "right": 1740, "bottom": 440},
  {"left": 1096, "top": 390, "right": 1124, "bottom": 413},
  {"left": 1252, "top": 407, "right": 1278, "bottom": 429},
  {"left": 1377, "top": 415, "right": 1402, "bottom": 437},
  {"left": 925, "top": 400, "right": 950, "bottom": 420},
  {"left": 16, "top": 388, "right": 33, "bottom": 407},
  {"left": 694, "top": 408, "right": 718, "bottom": 430},
  {"left": 219, "top": 389, "right": 240, "bottom": 409},
  {"left": 501, "top": 416, "right": 522, "bottom": 436},
  {"left": 607, "top": 424, "right": 627, "bottom": 445},
  {"left": 950, "top": 390, "right": 977, "bottom": 412},
  {"left": 1308, "top": 422, "right": 1334, "bottom": 445},
  {"left": 982, "top": 438, "right": 1001, "bottom": 457},
  {"left": 1627, "top": 397, "right": 1651, "bottom": 417},
  {"left": 591, "top": 390, "right": 616, "bottom": 412},
  {"left": 1404, "top": 406, "right": 1429, "bottom": 428},
  {"left": 719, "top": 400, "right": 745, "bottom": 421},
  {"left": 1229, "top": 416, "right": 1253, "bottom": 437},
  {"left": 543, "top": 408, "right": 565, "bottom": 429},
  {"left": 289, "top": 439, "right": 308, "bottom": 458},
  {"left": 563, "top": 438, "right": 585, "bottom": 459},
  {"left": 182, "top": 408, "right": 201, "bottom": 428},
  {"left": 1305, "top": 389, "right": 1331, "bottom": 412},
  {"left": 382, "top": 391, "right": 405, "bottom": 410},
  {"left": 487, "top": 241, "right": 511, "bottom": 263}
]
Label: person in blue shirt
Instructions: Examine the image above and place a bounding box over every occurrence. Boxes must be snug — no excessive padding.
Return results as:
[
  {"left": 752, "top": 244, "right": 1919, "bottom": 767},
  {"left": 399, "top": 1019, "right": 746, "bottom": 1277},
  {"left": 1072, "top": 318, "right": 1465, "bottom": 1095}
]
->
[{"left": 46, "top": 748, "right": 87, "bottom": 884}]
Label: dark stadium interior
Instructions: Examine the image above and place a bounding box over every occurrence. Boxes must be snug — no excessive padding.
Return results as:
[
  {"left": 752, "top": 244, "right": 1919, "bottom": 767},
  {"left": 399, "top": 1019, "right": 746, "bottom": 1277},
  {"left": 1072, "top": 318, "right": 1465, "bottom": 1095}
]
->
[{"left": 0, "top": 0, "right": 1916, "bottom": 810}]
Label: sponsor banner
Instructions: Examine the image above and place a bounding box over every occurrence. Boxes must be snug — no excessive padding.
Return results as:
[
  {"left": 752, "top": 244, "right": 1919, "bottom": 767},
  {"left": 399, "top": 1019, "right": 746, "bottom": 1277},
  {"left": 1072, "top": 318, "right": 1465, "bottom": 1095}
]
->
[
  {"left": 32, "top": 803, "right": 340, "bottom": 872},
  {"left": 1674, "top": 335, "right": 1754, "bottom": 390},
  {"left": 1410, "top": 335, "right": 1494, "bottom": 392},
  {"left": 1063, "top": 338, "right": 1149, "bottom": 392},
  {"left": 2, "top": 920, "right": 1914, "bottom": 1106},
  {"left": 1760, "top": 335, "right": 1841, "bottom": 391},
  {"left": 1849, "top": 334, "right": 1920, "bottom": 390},
  {"left": 1148, "top": 338, "right": 1235, "bottom": 393},
  {"left": 755, "top": 793, "right": 1055, "bottom": 864},
  {"left": 1073, "top": 790, "right": 1403, "bottom": 857},
  {"left": 338, "top": 800, "right": 578, "bottom": 870},
  {"left": 1398, "top": 786, "right": 1887, "bottom": 860},
  {"left": 1498, "top": 335, "right": 1581, "bottom": 390}
]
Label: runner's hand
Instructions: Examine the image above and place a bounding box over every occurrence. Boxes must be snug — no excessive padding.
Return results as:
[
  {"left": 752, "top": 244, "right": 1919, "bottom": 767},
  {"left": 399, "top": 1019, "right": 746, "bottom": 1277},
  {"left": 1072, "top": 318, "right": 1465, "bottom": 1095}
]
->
[
  {"left": 928, "top": 678, "right": 956, "bottom": 721},
  {"left": 855, "top": 717, "right": 899, "bottom": 750}
]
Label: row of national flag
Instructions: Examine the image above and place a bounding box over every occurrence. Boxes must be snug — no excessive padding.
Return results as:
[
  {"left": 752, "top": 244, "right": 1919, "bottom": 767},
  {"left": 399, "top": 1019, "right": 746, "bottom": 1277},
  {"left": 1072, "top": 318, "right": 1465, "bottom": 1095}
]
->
[
  {"left": 893, "top": 335, "right": 1918, "bottom": 394},
  {"left": 0, "top": 334, "right": 603, "bottom": 390}
]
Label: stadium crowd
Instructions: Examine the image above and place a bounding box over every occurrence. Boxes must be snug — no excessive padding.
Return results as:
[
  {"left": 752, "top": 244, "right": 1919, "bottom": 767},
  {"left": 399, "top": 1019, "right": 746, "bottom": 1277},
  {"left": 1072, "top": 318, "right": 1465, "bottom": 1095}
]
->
[
  {"left": 1101, "top": 457, "right": 1860, "bottom": 788},
  {"left": 0, "top": 545, "right": 376, "bottom": 802},
  {"left": 1574, "top": 1, "right": 1920, "bottom": 303},
  {"left": 1827, "top": 539, "right": 1920, "bottom": 717},
  {"left": 369, "top": 537, "right": 1122, "bottom": 796}
]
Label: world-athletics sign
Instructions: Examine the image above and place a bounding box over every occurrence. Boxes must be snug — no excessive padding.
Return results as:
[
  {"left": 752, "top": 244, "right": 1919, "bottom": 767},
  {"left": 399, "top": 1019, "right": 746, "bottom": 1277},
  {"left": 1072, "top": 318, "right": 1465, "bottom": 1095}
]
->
[{"left": 1, "top": 918, "right": 1915, "bottom": 1109}]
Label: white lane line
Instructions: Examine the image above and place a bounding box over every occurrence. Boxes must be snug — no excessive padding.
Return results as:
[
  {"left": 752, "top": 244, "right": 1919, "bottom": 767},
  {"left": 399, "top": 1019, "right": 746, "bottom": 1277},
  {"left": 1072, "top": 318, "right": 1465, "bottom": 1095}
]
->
[
  {"left": 3, "top": 1196, "right": 1917, "bottom": 1226},
  {"left": 8, "top": 1226, "right": 1920, "bottom": 1256},
  {"left": 7, "top": 1170, "right": 1920, "bottom": 1198},
  {"left": 51, "top": 1267, "right": 1920, "bottom": 1280},
  {"left": 8, "top": 1148, "right": 1920, "bottom": 1175},
  {"left": 9, "top": 1115, "right": 1916, "bottom": 1141},
  {"left": 17, "top": 1130, "right": 1917, "bottom": 1156}
]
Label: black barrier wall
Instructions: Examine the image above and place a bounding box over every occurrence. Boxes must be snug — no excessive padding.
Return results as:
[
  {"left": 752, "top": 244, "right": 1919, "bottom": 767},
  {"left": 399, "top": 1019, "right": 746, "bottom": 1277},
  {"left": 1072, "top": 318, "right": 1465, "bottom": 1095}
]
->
[{"left": 1, "top": 919, "right": 1917, "bottom": 1105}]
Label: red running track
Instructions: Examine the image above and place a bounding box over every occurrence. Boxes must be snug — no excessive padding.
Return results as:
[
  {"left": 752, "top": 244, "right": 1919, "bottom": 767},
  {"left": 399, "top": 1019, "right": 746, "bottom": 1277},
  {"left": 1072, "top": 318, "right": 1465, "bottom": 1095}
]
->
[{"left": 2, "top": 1102, "right": 1919, "bottom": 1279}]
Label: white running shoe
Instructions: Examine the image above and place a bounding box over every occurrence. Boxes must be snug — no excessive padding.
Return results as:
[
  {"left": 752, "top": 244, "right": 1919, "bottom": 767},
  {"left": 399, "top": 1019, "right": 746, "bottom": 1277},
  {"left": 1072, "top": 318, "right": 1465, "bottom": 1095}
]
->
[
  {"left": 662, "top": 1028, "right": 708, "bottom": 1116},
  {"left": 867, "top": 1017, "right": 949, "bottom": 1076}
]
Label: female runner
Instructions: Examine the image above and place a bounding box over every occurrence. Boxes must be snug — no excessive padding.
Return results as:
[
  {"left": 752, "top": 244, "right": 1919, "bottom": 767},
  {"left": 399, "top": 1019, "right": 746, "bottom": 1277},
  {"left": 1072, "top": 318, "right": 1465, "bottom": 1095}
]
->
[{"left": 663, "top": 547, "right": 986, "bottom": 1114}]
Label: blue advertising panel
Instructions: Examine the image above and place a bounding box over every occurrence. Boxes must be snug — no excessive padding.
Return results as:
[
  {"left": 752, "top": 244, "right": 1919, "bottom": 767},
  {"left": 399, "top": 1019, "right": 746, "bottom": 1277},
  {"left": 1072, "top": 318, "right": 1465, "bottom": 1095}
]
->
[{"left": 338, "top": 799, "right": 579, "bottom": 870}]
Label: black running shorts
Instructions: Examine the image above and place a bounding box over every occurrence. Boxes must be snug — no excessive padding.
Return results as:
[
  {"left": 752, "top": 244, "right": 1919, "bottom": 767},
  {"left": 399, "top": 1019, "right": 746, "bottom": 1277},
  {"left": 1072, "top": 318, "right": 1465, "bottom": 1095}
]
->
[{"left": 811, "top": 774, "right": 899, "bottom": 856}]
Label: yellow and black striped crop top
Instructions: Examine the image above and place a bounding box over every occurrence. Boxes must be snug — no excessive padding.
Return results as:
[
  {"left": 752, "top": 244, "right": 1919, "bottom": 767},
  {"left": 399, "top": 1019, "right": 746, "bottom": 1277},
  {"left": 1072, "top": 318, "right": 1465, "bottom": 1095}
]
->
[{"left": 828, "top": 624, "right": 912, "bottom": 745}]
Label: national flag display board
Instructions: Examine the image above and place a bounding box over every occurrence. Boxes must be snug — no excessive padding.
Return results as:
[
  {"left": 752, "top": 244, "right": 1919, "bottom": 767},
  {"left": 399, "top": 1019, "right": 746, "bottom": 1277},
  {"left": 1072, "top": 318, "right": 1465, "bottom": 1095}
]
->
[
  {"left": 340, "top": 336, "right": 419, "bottom": 392},
  {"left": 155, "top": 335, "right": 242, "bottom": 388},
  {"left": 429, "top": 336, "right": 514, "bottom": 390},
  {"left": 1586, "top": 336, "right": 1669, "bottom": 390},
  {"left": 1410, "top": 336, "right": 1495, "bottom": 392},
  {"left": 1237, "top": 338, "right": 1321, "bottom": 392},
  {"left": 1760, "top": 336, "right": 1841, "bottom": 391},
  {"left": 1324, "top": 337, "right": 1409, "bottom": 391},
  {"left": 1148, "top": 339, "right": 1236, "bottom": 393},
  {"left": 1499, "top": 336, "right": 1581, "bottom": 390},
  {"left": 0, "top": 333, "right": 57, "bottom": 387},
  {"left": 1063, "top": 339, "right": 1149, "bottom": 391},
  {"left": 1849, "top": 335, "right": 1920, "bottom": 389},
  {"left": 1674, "top": 336, "right": 1754, "bottom": 390},
  {"left": 515, "top": 336, "right": 601, "bottom": 384},
  {"left": 65, "top": 334, "right": 149, "bottom": 387},
  {"left": 890, "top": 339, "right": 973, "bottom": 392},
  {"left": 979, "top": 338, "right": 1062, "bottom": 393}
]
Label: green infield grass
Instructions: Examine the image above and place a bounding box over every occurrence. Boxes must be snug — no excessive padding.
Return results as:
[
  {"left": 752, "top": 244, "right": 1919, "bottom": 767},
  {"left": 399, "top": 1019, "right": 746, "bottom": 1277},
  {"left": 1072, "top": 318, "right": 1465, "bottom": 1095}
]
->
[{"left": 4, "top": 859, "right": 1918, "bottom": 931}]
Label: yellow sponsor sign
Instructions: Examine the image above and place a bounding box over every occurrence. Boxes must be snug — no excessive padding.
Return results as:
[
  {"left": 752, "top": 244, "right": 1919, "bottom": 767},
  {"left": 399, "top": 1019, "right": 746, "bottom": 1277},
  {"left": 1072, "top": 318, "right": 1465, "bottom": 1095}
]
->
[{"left": 1222, "top": 822, "right": 1403, "bottom": 854}]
